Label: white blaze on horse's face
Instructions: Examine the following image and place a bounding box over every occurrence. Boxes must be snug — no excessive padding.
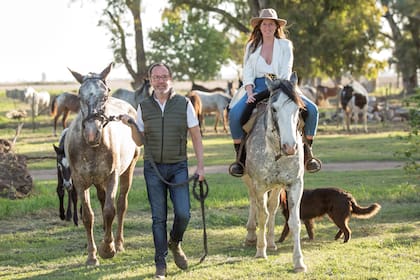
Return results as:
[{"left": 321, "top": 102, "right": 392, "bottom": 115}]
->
[
  {"left": 267, "top": 77, "right": 301, "bottom": 156},
  {"left": 60, "top": 157, "right": 73, "bottom": 190},
  {"left": 69, "top": 63, "right": 113, "bottom": 147},
  {"left": 79, "top": 79, "right": 109, "bottom": 146}
]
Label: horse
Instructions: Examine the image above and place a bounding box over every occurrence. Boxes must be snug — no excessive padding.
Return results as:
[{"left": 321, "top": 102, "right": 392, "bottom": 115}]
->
[
  {"left": 185, "top": 91, "right": 203, "bottom": 135},
  {"left": 24, "top": 87, "right": 51, "bottom": 116},
  {"left": 339, "top": 81, "right": 368, "bottom": 133},
  {"left": 6, "top": 88, "right": 25, "bottom": 101},
  {"left": 242, "top": 72, "right": 307, "bottom": 272},
  {"left": 64, "top": 63, "right": 141, "bottom": 266},
  {"left": 191, "top": 82, "right": 225, "bottom": 93},
  {"left": 51, "top": 92, "right": 80, "bottom": 136},
  {"left": 300, "top": 85, "right": 318, "bottom": 104},
  {"left": 190, "top": 90, "right": 231, "bottom": 134},
  {"left": 191, "top": 81, "right": 236, "bottom": 96},
  {"left": 53, "top": 128, "right": 78, "bottom": 226},
  {"left": 112, "top": 79, "right": 151, "bottom": 109},
  {"left": 316, "top": 85, "right": 343, "bottom": 106}
]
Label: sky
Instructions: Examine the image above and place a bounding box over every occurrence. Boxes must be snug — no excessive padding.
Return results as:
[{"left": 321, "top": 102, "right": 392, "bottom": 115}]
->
[
  {"left": 0, "top": 1, "right": 392, "bottom": 83},
  {"left": 0, "top": 0, "right": 169, "bottom": 83}
]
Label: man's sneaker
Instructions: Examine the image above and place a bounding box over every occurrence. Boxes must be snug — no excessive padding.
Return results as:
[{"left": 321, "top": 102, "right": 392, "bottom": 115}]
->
[
  {"left": 155, "top": 266, "right": 166, "bottom": 279},
  {"left": 168, "top": 239, "right": 188, "bottom": 270}
]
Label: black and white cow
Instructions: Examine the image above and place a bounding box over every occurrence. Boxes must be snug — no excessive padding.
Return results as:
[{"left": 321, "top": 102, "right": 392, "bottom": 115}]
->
[{"left": 340, "top": 81, "right": 369, "bottom": 133}]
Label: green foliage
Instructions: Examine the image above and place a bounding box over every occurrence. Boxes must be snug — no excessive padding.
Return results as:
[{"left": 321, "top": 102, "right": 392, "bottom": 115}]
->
[
  {"left": 168, "top": 0, "right": 386, "bottom": 82},
  {"left": 379, "top": 0, "right": 419, "bottom": 92},
  {"left": 147, "top": 7, "right": 230, "bottom": 81},
  {"left": 395, "top": 88, "right": 420, "bottom": 174}
]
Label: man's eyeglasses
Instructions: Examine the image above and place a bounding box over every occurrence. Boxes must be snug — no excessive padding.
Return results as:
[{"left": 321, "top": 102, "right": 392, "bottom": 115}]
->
[{"left": 151, "top": 75, "right": 170, "bottom": 81}]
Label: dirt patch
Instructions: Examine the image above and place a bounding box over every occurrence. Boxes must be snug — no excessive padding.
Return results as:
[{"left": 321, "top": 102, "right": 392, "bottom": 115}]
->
[{"left": 29, "top": 161, "right": 405, "bottom": 181}]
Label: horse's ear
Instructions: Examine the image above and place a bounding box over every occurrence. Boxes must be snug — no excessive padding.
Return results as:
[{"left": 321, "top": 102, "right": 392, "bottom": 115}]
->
[
  {"left": 53, "top": 144, "right": 60, "bottom": 154},
  {"left": 99, "top": 62, "right": 114, "bottom": 81},
  {"left": 265, "top": 76, "right": 275, "bottom": 92},
  {"left": 68, "top": 68, "right": 85, "bottom": 84},
  {"left": 289, "top": 72, "right": 298, "bottom": 86}
]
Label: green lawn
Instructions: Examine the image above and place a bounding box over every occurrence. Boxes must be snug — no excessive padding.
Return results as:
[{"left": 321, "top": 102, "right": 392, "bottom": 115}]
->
[{"left": 0, "top": 89, "right": 419, "bottom": 279}]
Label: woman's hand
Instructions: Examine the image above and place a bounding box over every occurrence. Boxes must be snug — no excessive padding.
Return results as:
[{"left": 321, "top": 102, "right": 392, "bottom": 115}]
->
[{"left": 246, "top": 92, "right": 256, "bottom": 104}]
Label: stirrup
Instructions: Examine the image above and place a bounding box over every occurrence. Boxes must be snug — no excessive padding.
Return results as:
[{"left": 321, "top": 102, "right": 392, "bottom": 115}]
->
[
  {"left": 228, "top": 162, "right": 245, "bottom": 177},
  {"left": 305, "top": 158, "right": 322, "bottom": 173}
]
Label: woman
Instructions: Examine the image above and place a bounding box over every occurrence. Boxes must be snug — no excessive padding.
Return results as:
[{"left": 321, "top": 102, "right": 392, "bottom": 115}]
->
[{"left": 228, "top": 8, "right": 321, "bottom": 177}]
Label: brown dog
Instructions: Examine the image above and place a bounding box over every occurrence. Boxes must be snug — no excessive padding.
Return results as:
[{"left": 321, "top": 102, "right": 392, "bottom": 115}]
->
[{"left": 278, "top": 187, "right": 381, "bottom": 243}]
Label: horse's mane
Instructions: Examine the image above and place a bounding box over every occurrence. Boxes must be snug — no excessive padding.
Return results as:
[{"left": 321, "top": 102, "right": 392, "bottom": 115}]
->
[
  {"left": 134, "top": 79, "right": 150, "bottom": 96},
  {"left": 272, "top": 80, "right": 305, "bottom": 109}
]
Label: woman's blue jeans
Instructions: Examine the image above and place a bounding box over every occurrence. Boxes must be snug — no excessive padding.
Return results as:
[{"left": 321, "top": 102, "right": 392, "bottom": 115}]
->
[
  {"left": 228, "top": 77, "right": 319, "bottom": 139},
  {"left": 143, "top": 159, "right": 191, "bottom": 268}
]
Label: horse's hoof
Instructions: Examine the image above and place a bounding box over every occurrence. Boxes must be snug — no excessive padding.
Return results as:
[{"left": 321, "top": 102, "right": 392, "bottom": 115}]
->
[
  {"left": 99, "top": 241, "right": 116, "bottom": 259},
  {"left": 115, "top": 242, "right": 124, "bottom": 253},
  {"left": 294, "top": 264, "right": 307, "bottom": 273},
  {"left": 244, "top": 239, "right": 256, "bottom": 247},
  {"left": 255, "top": 253, "right": 267, "bottom": 259},
  {"left": 267, "top": 244, "right": 277, "bottom": 251},
  {"left": 86, "top": 258, "right": 99, "bottom": 266}
]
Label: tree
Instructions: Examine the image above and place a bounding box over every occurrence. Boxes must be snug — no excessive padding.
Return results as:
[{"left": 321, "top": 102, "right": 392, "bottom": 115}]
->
[
  {"left": 380, "top": 0, "right": 419, "bottom": 94},
  {"left": 147, "top": 7, "right": 230, "bottom": 81},
  {"left": 87, "top": 0, "right": 148, "bottom": 88},
  {"left": 169, "top": 0, "right": 385, "bottom": 83}
]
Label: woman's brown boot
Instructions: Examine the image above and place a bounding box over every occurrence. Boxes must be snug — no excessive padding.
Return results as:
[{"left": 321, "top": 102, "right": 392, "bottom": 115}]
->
[
  {"left": 303, "top": 141, "right": 321, "bottom": 173},
  {"left": 229, "top": 143, "right": 246, "bottom": 177}
]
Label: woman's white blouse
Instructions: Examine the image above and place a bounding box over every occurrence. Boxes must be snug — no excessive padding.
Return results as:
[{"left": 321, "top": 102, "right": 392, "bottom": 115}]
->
[{"left": 242, "top": 38, "right": 293, "bottom": 89}]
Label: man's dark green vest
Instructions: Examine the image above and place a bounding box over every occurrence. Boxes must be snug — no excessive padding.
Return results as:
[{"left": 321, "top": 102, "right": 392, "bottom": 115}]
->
[{"left": 140, "top": 92, "right": 188, "bottom": 163}]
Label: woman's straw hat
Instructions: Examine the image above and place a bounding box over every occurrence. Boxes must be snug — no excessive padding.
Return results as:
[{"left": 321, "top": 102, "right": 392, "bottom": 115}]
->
[{"left": 250, "top": 8, "right": 287, "bottom": 28}]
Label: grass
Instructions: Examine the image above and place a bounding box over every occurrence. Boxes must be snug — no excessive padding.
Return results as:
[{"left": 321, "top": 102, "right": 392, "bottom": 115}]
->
[
  {"left": 0, "top": 88, "right": 419, "bottom": 279},
  {"left": 0, "top": 170, "right": 419, "bottom": 279}
]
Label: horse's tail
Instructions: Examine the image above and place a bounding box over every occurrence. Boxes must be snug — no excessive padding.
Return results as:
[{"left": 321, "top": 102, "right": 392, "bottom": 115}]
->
[
  {"left": 51, "top": 95, "right": 58, "bottom": 116},
  {"left": 350, "top": 197, "right": 381, "bottom": 219}
]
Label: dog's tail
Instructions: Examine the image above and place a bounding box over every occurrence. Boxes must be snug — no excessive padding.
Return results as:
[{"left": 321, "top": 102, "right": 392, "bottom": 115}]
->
[{"left": 351, "top": 198, "right": 381, "bottom": 219}]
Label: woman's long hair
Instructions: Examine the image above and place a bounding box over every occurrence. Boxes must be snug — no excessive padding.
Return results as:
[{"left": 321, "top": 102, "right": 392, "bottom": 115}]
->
[{"left": 247, "top": 19, "right": 288, "bottom": 54}]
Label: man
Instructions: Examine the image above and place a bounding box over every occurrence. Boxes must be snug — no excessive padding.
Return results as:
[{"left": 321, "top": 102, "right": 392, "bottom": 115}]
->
[{"left": 121, "top": 62, "right": 205, "bottom": 279}]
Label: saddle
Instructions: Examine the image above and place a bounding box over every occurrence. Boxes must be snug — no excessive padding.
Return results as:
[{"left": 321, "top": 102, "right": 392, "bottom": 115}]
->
[{"left": 242, "top": 101, "right": 305, "bottom": 135}]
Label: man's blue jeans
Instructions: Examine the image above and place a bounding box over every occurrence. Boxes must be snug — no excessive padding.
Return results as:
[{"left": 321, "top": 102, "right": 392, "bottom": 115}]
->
[{"left": 143, "top": 160, "right": 191, "bottom": 268}]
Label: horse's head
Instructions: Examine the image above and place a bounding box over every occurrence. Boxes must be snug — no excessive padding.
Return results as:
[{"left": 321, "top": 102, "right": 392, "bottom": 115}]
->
[
  {"left": 134, "top": 78, "right": 151, "bottom": 105},
  {"left": 340, "top": 85, "right": 354, "bottom": 109},
  {"left": 68, "top": 63, "right": 113, "bottom": 146},
  {"left": 53, "top": 144, "right": 73, "bottom": 191},
  {"left": 266, "top": 72, "right": 305, "bottom": 157}
]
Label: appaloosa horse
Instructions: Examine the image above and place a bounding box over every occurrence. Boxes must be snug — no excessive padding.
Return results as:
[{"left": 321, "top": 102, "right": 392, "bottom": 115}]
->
[
  {"left": 242, "top": 73, "right": 307, "bottom": 272},
  {"left": 112, "top": 79, "right": 151, "bottom": 109},
  {"left": 53, "top": 128, "right": 78, "bottom": 226},
  {"left": 51, "top": 92, "right": 80, "bottom": 136},
  {"left": 64, "top": 63, "right": 141, "bottom": 265}
]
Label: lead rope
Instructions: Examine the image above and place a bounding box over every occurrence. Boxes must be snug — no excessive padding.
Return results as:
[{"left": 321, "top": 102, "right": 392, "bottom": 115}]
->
[{"left": 192, "top": 177, "right": 209, "bottom": 263}]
